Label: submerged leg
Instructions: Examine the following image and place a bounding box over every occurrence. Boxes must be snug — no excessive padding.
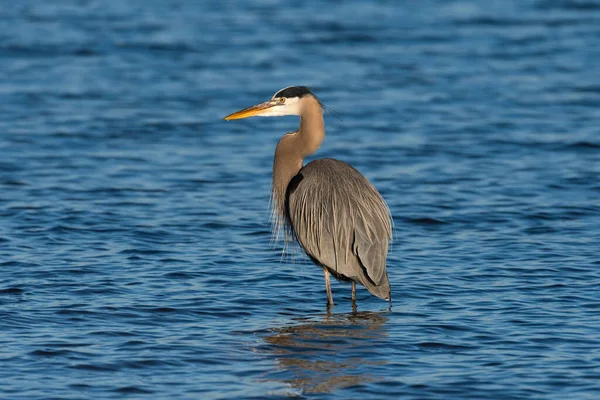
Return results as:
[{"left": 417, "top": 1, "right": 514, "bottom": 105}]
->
[
  {"left": 351, "top": 281, "right": 357, "bottom": 312},
  {"left": 324, "top": 269, "right": 334, "bottom": 306}
]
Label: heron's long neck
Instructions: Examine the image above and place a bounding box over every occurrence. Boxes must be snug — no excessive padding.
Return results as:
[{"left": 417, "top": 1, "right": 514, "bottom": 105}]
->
[{"left": 272, "top": 97, "right": 324, "bottom": 227}]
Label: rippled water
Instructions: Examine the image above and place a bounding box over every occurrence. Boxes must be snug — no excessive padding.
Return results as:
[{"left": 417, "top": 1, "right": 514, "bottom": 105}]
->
[{"left": 1, "top": 1, "right": 600, "bottom": 398}]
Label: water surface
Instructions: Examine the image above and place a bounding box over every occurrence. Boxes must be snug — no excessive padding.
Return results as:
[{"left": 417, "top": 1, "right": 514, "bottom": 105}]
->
[{"left": 1, "top": 0, "right": 600, "bottom": 398}]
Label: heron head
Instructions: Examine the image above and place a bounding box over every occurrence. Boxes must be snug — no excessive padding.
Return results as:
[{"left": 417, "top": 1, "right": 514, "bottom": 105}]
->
[{"left": 224, "top": 86, "right": 316, "bottom": 120}]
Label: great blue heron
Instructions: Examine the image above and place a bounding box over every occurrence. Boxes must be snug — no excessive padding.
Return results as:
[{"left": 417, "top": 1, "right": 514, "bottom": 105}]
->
[{"left": 224, "top": 86, "right": 392, "bottom": 307}]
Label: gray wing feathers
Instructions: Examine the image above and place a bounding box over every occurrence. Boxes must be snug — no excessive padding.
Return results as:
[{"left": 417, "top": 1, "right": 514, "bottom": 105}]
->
[{"left": 288, "top": 159, "right": 392, "bottom": 296}]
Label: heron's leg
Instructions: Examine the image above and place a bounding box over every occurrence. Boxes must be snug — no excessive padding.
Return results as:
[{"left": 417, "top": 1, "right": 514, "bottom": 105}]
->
[
  {"left": 351, "top": 282, "right": 357, "bottom": 313},
  {"left": 324, "top": 269, "right": 334, "bottom": 306}
]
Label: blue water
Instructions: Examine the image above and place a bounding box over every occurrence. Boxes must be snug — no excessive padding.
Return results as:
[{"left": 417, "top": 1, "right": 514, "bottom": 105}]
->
[{"left": 1, "top": 1, "right": 600, "bottom": 398}]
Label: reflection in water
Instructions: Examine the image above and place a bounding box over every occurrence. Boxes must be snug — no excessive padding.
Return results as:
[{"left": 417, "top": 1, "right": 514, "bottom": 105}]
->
[{"left": 258, "top": 311, "right": 389, "bottom": 395}]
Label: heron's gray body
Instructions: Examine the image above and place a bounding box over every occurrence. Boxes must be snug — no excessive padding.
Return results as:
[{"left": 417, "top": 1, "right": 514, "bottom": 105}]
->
[{"left": 286, "top": 158, "right": 392, "bottom": 300}]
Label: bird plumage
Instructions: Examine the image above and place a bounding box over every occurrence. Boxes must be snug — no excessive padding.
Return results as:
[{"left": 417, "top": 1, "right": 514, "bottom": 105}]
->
[{"left": 285, "top": 158, "right": 392, "bottom": 300}]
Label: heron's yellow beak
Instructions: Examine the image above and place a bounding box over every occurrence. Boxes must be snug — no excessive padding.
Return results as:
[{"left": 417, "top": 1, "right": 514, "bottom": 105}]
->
[{"left": 223, "top": 100, "right": 277, "bottom": 120}]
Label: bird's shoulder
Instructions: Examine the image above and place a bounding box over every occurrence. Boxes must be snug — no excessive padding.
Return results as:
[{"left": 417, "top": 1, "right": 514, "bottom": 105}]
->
[
  {"left": 293, "top": 158, "right": 385, "bottom": 202},
  {"left": 300, "top": 158, "right": 359, "bottom": 179}
]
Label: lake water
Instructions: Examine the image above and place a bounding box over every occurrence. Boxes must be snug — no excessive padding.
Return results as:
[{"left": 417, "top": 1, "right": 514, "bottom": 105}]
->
[{"left": 1, "top": 1, "right": 600, "bottom": 399}]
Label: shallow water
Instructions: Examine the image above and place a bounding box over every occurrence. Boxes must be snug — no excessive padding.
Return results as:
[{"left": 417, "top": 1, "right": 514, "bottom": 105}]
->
[{"left": 1, "top": 0, "right": 600, "bottom": 398}]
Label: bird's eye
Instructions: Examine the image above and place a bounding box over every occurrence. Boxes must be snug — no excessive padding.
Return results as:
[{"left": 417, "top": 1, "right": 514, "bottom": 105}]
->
[{"left": 280, "top": 97, "right": 286, "bottom": 103}]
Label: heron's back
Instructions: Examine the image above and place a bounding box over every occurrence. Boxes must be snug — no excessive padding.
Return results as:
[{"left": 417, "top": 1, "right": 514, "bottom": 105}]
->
[{"left": 285, "top": 158, "right": 392, "bottom": 300}]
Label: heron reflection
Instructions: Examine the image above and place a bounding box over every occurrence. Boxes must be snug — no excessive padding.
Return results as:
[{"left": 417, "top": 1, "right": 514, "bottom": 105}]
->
[{"left": 258, "top": 311, "right": 389, "bottom": 394}]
